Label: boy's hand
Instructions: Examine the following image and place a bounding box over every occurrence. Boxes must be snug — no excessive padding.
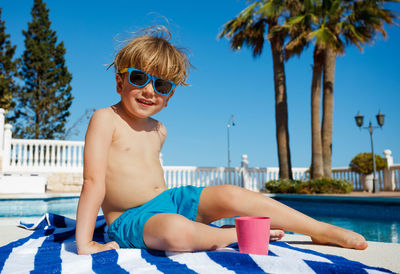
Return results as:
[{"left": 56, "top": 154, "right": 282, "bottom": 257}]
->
[{"left": 78, "top": 241, "right": 120, "bottom": 255}]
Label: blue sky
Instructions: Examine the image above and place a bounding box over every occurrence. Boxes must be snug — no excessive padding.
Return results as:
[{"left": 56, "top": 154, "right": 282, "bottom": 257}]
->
[{"left": 2, "top": 0, "right": 400, "bottom": 169}]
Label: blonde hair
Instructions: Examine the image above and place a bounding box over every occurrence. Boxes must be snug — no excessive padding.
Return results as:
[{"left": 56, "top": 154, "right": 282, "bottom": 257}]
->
[{"left": 112, "top": 26, "right": 190, "bottom": 86}]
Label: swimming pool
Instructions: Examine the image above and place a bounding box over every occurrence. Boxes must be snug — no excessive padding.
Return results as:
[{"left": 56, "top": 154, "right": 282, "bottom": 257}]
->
[
  {"left": 271, "top": 194, "right": 400, "bottom": 244},
  {"left": 0, "top": 195, "right": 79, "bottom": 218},
  {"left": 0, "top": 194, "right": 399, "bottom": 243}
]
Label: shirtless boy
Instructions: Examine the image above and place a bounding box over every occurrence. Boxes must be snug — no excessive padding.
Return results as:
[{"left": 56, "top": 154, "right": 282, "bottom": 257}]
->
[{"left": 75, "top": 27, "right": 368, "bottom": 255}]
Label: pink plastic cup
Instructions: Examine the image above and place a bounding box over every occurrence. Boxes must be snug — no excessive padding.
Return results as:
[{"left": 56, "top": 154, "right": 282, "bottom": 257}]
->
[{"left": 235, "top": 216, "right": 270, "bottom": 255}]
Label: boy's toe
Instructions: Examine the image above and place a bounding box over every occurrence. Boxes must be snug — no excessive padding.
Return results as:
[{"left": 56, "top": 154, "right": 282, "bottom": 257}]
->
[{"left": 270, "top": 230, "right": 285, "bottom": 241}]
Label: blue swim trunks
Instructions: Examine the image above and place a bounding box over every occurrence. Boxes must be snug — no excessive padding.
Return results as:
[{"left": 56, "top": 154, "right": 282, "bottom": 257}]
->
[{"left": 107, "top": 186, "right": 204, "bottom": 249}]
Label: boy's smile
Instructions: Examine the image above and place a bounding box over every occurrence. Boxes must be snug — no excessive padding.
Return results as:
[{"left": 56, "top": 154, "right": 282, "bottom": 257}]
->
[{"left": 136, "top": 98, "right": 155, "bottom": 106}]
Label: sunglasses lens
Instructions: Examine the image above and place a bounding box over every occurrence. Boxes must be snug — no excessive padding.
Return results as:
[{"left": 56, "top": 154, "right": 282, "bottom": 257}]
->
[
  {"left": 154, "top": 79, "right": 173, "bottom": 95},
  {"left": 130, "top": 70, "right": 148, "bottom": 86}
]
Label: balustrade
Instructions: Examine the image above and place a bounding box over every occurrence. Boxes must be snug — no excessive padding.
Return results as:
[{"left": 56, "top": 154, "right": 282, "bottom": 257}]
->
[
  {"left": 4, "top": 138, "right": 84, "bottom": 173},
  {"left": 0, "top": 108, "right": 398, "bottom": 191},
  {"left": 163, "top": 166, "right": 244, "bottom": 189},
  {"left": 391, "top": 165, "right": 400, "bottom": 190}
]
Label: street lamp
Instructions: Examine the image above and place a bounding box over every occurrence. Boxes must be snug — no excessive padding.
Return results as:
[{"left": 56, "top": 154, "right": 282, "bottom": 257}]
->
[
  {"left": 354, "top": 111, "right": 385, "bottom": 193},
  {"left": 227, "top": 115, "right": 235, "bottom": 183}
]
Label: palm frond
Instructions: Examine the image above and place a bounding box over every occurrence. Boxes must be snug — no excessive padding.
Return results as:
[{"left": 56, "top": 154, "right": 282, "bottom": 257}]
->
[
  {"left": 258, "top": 0, "right": 284, "bottom": 18},
  {"left": 340, "top": 0, "right": 398, "bottom": 51},
  {"left": 285, "top": 30, "right": 311, "bottom": 59},
  {"left": 219, "top": 0, "right": 292, "bottom": 57},
  {"left": 218, "top": 2, "right": 259, "bottom": 40},
  {"left": 287, "top": 14, "right": 307, "bottom": 25},
  {"left": 308, "top": 25, "right": 339, "bottom": 49}
]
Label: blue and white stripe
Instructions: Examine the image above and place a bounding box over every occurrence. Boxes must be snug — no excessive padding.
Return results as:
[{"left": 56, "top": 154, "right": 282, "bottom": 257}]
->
[{"left": 0, "top": 214, "right": 395, "bottom": 274}]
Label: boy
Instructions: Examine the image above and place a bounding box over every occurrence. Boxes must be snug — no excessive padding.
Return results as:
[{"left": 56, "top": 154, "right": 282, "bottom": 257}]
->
[{"left": 75, "top": 27, "right": 368, "bottom": 255}]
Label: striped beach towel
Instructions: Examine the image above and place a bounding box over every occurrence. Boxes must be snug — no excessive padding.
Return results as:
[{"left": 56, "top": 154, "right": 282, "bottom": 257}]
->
[{"left": 0, "top": 214, "right": 394, "bottom": 273}]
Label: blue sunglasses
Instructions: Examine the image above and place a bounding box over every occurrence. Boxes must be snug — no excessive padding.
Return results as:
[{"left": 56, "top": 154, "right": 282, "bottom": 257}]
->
[{"left": 119, "top": 68, "right": 176, "bottom": 96}]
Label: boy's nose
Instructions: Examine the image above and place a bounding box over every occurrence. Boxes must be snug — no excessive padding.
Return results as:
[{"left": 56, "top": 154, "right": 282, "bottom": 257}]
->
[{"left": 142, "top": 81, "right": 155, "bottom": 96}]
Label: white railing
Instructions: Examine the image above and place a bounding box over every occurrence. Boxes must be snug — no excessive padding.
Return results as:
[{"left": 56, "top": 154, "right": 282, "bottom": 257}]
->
[
  {"left": 331, "top": 167, "right": 362, "bottom": 190},
  {"left": 244, "top": 167, "right": 309, "bottom": 191},
  {"left": 0, "top": 108, "right": 399, "bottom": 192},
  {"left": 163, "top": 166, "right": 243, "bottom": 188},
  {"left": 0, "top": 121, "right": 85, "bottom": 173},
  {"left": 391, "top": 164, "right": 400, "bottom": 191},
  {"left": 5, "top": 139, "right": 84, "bottom": 173},
  {"left": 247, "top": 168, "right": 268, "bottom": 191},
  {"left": 162, "top": 166, "right": 311, "bottom": 192}
]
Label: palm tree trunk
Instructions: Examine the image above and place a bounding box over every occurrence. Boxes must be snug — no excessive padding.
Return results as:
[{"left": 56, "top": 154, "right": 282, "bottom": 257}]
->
[
  {"left": 322, "top": 47, "right": 336, "bottom": 178},
  {"left": 269, "top": 33, "right": 293, "bottom": 180},
  {"left": 311, "top": 46, "right": 324, "bottom": 179}
]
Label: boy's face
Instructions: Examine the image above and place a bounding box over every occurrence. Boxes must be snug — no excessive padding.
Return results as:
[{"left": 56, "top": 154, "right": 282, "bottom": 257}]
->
[{"left": 116, "top": 71, "right": 174, "bottom": 119}]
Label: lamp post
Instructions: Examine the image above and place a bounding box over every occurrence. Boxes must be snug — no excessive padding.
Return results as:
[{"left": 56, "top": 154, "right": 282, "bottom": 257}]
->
[
  {"left": 354, "top": 111, "right": 385, "bottom": 193},
  {"left": 227, "top": 115, "right": 235, "bottom": 184}
]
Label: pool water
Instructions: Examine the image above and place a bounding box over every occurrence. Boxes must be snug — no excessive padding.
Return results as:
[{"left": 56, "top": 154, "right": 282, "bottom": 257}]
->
[
  {"left": 0, "top": 197, "right": 80, "bottom": 217},
  {"left": 273, "top": 195, "right": 400, "bottom": 244},
  {"left": 1, "top": 195, "right": 399, "bottom": 243},
  {"left": 315, "top": 216, "right": 399, "bottom": 243},
  {"left": 212, "top": 215, "right": 400, "bottom": 244}
]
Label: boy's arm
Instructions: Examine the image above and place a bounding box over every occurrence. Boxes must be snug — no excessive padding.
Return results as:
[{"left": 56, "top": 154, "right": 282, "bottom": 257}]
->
[
  {"left": 158, "top": 121, "right": 167, "bottom": 148},
  {"left": 75, "top": 109, "right": 119, "bottom": 254}
]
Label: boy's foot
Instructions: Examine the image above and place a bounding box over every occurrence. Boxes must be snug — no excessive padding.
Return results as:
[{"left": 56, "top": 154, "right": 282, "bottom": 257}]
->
[
  {"left": 311, "top": 222, "right": 368, "bottom": 250},
  {"left": 270, "top": 229, "right": 285, "bottom": 241}
]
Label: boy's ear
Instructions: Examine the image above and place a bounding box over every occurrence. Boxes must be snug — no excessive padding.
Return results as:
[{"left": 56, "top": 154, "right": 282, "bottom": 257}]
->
[
  {"left": 116, "top": 74, "right": 123, "bottom": 94},
  {"left": 164, "top": 90, "right": 175, "bottom": 107}
]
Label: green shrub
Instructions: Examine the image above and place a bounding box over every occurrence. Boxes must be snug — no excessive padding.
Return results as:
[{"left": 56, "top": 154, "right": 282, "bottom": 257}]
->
[
  {"left": 264, "top": 179, "right": 301, "bottom": 193},
  {"left": 298, "top": 178, "right": 353, "bottom": 194},
  {"left": 265, "top": 178, "right": 353, "bottom": 194},
  {"left": 349, "top": 152, "right": 387, "bottom": 175}
]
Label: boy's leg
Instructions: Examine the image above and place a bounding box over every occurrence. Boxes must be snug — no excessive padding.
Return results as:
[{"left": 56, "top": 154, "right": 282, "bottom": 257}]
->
[
  {"left": 196, "top": 185, "right": 367, "bottom": 250},
  {"left": 143, "top": 213, "right": 236, "bottom": 252}
]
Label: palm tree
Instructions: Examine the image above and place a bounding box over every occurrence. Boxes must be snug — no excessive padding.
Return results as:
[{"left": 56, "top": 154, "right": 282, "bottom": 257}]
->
[
  {"left": 219, "top": 0, "right": 300, "bottom": 179},
  {"left": 285, "top": 0, "right": 397, "bottom": 178}
]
